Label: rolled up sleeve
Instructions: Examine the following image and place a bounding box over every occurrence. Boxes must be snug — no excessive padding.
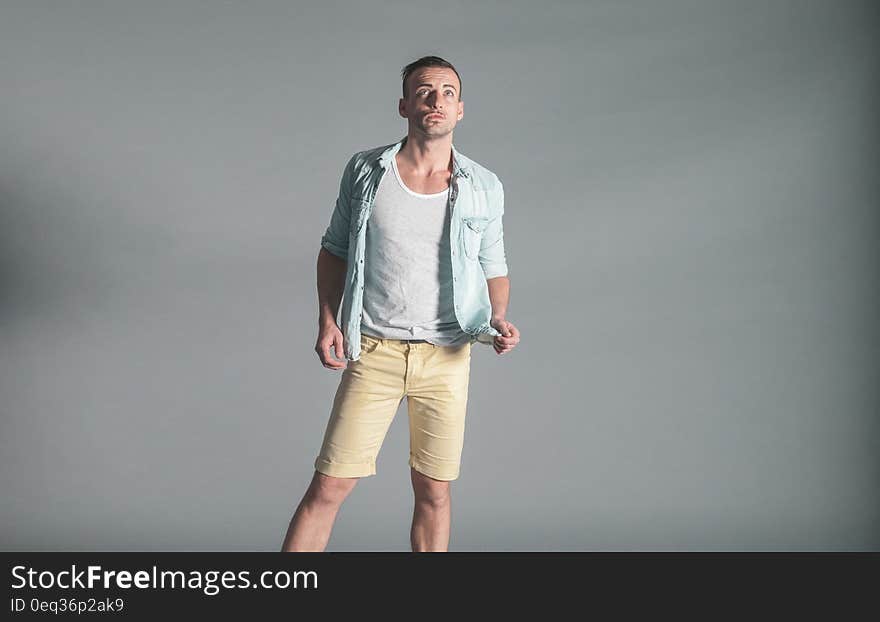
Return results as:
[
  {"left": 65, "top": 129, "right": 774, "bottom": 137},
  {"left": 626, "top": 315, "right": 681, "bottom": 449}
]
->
[
  {"left": 320, "top": 154, "right": 357, "bottom": 260},
  {"left": 479, "top": 179, "right": 509, "bottom": 279}
]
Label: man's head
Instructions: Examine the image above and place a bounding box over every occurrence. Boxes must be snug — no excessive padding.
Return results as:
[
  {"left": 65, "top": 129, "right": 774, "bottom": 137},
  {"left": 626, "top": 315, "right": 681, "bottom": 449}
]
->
[{"left": 398, "top": 55, "right": 464, "bottom": 139}]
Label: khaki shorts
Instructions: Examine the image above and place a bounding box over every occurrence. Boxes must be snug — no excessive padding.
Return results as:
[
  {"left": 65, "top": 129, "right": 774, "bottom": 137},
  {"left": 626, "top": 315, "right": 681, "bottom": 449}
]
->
[{"left": 314, "top": 332, "right": 473, "bottom": 481}]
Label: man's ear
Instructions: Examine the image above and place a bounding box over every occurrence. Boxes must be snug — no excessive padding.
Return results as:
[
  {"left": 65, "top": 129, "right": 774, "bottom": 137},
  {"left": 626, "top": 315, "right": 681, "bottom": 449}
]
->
[{"left": 398, "top": 98, "right": 407, "bottom": 119}]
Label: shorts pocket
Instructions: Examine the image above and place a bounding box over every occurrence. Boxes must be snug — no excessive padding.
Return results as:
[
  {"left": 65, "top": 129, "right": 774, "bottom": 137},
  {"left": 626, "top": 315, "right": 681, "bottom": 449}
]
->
[{"left": 359, "top": 333, "right": 382, "bottom": 356}]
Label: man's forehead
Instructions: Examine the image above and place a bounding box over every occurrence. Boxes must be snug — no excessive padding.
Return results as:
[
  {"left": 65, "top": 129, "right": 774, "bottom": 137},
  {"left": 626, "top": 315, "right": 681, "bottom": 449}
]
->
[{"left": 410, "top": 67, "right": 459, "bottom": 87}]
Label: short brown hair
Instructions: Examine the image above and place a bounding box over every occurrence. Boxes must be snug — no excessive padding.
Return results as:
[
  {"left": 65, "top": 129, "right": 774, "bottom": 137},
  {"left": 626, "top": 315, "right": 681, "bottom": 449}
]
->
[{"left": 401, "top": 55, "right": 462, "bottom": 99}]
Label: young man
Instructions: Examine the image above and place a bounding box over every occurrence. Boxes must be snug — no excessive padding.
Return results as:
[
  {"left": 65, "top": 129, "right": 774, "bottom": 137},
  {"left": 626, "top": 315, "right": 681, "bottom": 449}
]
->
[{"left": 281, "top": 56, "right": 520, "bottom": 552}]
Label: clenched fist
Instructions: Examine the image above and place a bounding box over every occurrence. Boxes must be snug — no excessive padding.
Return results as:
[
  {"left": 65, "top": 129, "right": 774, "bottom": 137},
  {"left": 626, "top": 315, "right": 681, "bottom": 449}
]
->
[{"left": 490, "top": 317, "right": 520, "bottom": 355}]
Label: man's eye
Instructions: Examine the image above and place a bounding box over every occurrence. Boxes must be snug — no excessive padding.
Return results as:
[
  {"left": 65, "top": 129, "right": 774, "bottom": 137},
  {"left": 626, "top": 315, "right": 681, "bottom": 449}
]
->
[{"left": 445, "top": 91, "right": 454, "bottom": 96}]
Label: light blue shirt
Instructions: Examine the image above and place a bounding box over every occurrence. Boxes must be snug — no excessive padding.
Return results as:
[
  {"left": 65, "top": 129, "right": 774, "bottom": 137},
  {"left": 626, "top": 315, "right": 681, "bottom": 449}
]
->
[{"left": 320, "top": 135, "right": 509, "bottom": 361}]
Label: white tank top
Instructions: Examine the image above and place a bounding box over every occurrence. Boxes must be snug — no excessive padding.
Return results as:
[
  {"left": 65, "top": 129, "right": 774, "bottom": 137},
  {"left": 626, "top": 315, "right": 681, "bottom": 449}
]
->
[{"left": 360, "top": 154, "right": 472, "bottom": 346}]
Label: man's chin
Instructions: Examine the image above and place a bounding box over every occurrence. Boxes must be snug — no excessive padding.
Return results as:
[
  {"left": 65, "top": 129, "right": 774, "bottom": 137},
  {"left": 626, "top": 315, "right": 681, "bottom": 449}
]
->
[{"left": 419, "top": 125, "right": 453, "bottom": 137}]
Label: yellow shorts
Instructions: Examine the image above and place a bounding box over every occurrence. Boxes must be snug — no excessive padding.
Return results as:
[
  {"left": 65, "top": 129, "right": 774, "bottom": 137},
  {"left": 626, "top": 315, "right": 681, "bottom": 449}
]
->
[{"left": 314, "top": 332, "right": 473, "bottom": 481}]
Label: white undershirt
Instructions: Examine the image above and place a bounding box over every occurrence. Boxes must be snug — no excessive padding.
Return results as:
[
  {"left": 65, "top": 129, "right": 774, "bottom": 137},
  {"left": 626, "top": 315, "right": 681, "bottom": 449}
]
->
[{"left": 360, "top": 156, "right": 471, "bottom": 346}]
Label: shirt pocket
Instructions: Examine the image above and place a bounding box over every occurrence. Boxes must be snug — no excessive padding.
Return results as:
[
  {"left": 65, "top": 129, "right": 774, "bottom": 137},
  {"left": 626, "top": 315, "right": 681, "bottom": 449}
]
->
[{"left": 461, "top": 216, "right": 488, "bottom": 260}]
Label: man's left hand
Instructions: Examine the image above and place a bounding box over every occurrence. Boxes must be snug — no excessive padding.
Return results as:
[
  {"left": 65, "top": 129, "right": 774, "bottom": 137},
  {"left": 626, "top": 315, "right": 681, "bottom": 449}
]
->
[{"left": 490, "top": 317, "right": 520, "bottom": 355}]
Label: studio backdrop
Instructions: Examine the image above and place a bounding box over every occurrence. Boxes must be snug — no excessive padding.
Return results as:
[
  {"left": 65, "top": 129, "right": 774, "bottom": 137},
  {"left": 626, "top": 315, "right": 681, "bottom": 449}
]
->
[{"left": 1, "top": 0, "right": 877, "bottom": 550}]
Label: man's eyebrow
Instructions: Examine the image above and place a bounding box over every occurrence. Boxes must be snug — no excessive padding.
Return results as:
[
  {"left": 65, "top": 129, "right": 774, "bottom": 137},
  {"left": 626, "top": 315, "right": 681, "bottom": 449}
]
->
[{"left": 415, "top": 82, "right": 458, "bottom": 91}]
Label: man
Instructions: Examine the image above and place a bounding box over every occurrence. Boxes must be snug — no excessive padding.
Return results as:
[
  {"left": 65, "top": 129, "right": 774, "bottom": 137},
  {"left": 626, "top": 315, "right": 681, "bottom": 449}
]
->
[{"left": 281, "top": 55, "right": 520, "bottom": 552}]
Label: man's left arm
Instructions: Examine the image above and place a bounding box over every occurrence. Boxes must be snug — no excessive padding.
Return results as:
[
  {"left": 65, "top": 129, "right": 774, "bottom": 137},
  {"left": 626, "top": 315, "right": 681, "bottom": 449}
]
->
[{"left": 481, "top": 179, "right": 520, "bottom": 355}]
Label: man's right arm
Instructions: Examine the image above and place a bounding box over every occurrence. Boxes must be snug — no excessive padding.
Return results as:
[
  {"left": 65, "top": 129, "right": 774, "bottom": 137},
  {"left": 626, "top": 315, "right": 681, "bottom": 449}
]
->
[
  {"left": 319, "top": 153, "right": 357, "bottom": 261},
  {"left": 317, "top": 247, "right": 347, "bottom": 329},
  {"left": 317, "top": 153, "right": 357, "bottom": 328},
  {"left": 315, "top": 153, "right": 357, "bottom": 369}
]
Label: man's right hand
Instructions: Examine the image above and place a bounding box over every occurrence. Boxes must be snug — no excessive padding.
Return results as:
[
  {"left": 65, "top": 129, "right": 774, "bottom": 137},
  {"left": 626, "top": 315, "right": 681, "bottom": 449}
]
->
[{"left": 316, "top": 324, "right": 347, "bottom": 370}]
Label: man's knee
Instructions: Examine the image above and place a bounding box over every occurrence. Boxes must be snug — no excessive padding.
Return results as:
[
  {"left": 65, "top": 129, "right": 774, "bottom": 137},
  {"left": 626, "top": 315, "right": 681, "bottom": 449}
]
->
[
  {"left": 308, "top": 470, "right": 359, "bottom": 505},
  {"left": 410, "top": 468, "right": 451, "bottom": 506}
]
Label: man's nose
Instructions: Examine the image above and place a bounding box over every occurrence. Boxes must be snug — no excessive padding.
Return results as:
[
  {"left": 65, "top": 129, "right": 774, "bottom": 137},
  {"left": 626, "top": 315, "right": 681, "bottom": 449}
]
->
[{"left": 427, "top": 91, "right": 441, "bottom": 108}]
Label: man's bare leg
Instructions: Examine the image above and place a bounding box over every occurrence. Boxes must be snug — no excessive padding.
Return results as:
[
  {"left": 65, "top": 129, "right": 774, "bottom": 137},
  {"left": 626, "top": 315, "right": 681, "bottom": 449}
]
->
[
  {"left": 410, "top": 467, "right": 452, "bottom": 552},
  {"left": 280, "top": 471, "right": 359, "bottom": 552}
]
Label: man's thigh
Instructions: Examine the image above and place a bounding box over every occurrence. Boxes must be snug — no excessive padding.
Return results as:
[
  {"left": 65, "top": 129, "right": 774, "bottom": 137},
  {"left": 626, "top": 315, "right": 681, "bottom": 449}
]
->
[
  {"left": 406, "top": 341, "right": 472, "bottom": 481},
  {"left": 314, "top": 334, "right": 406, "bottom": 478}
]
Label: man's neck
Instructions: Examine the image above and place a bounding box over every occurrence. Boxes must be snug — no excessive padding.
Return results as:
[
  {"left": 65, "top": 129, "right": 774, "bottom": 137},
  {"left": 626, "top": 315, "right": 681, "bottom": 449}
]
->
[{"left": 397, "top": 133, "right": 454, "bottom": 177}]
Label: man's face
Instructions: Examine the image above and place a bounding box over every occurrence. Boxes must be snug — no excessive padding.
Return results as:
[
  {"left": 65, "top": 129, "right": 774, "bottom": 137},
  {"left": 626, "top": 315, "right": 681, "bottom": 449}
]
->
[{"left": 398, "top": 66, "right": 463, "bottom": 139}]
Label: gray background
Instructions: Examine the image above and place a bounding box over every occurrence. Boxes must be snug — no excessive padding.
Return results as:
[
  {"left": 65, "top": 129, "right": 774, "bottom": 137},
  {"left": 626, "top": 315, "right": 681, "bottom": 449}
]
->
[{"left": 1, "top": 0, "right": 877, "bottom": 551}]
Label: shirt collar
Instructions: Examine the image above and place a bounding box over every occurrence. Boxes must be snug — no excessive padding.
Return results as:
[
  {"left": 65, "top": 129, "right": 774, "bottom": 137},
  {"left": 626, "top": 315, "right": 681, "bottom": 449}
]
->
[{"left": 378, "top": 135, "right": 470, "bottom": 179}]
